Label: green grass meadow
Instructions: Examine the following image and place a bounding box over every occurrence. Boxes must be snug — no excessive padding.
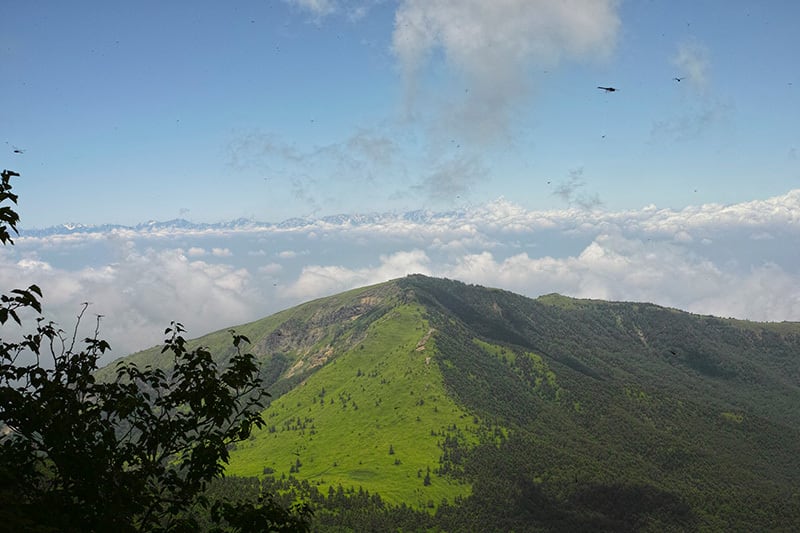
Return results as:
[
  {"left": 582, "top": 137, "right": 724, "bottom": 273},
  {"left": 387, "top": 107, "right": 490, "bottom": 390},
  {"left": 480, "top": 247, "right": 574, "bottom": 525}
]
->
[{"left": 227, "top": 303, "right": 479, "bottom": 509}]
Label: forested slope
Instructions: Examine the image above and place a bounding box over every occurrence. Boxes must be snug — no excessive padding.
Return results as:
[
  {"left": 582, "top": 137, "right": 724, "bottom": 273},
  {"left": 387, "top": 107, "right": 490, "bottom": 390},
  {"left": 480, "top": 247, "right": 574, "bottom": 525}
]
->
[{"left": 107, "top": 275, "right": 800, "bottom": 531}]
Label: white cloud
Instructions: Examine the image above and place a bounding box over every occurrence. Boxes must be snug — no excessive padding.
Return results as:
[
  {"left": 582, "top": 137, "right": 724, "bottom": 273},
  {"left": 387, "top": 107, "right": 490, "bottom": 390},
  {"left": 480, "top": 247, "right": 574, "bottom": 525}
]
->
[
  {"left": 7, "top": 189, "right": 800, "bottom": 358},
  {"left": 17, "top": 258, "right": 53, "bottom": 271},
  {"left": 279, "top": 233, "right": 800, "bottom": 324},
  {"left": 281, "top": 250, "right": 430, "bottom": 300},
  {"left": 392, "top": 0, "right": 620, "bottom": 142},
  {"left": 211, "top": 247, "right": 233, "bottom": 257},
  {"left": 258, "top": 262, "right": 283, "bottom": 275},
  {"left": 0, "top": 246, "right": 259, "bottom": 361},
  {"left": 688, "top": 263, "right": 800, "bottom": 320}
]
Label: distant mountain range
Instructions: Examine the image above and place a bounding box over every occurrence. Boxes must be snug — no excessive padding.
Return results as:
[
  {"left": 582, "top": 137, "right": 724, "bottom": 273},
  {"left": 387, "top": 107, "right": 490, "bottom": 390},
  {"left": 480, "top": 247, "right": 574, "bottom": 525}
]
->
[
  {"left": 19, "top": 210, "right": 465, "bottom": 237},
  {"left": 105, "top": 275, "right": 800, "bottom": 531}
]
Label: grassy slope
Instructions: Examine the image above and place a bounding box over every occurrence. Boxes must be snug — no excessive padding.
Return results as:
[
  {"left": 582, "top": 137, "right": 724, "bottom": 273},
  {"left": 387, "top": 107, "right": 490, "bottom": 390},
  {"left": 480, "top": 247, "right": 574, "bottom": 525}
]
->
[
  {"left": 96, "top": 281, "right": 400, "bottom": 379},
  {"left": 98, "top": 280, "right": 485, "bottom": 508},
  {"left": 227, "top": 303, "right": 478, "bottom": 509},
  {"left": 99, "top": 275, "right": 800, "bottom": 528}
]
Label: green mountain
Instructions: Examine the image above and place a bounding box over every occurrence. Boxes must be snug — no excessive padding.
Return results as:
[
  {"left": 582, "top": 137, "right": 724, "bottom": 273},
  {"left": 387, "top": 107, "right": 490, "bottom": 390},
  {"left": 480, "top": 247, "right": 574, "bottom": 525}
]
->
[{"left": 109, "top": 275, "right": 800, "bottom": 531}]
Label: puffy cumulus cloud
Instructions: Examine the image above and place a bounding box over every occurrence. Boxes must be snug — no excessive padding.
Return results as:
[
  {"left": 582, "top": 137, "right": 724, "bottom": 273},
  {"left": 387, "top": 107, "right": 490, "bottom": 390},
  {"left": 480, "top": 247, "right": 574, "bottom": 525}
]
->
[
  {"left": 280, "top": 250, "right": 431, "bottom": 301},
  {"left": 187, "top": 247, "right": 206, "bottom": 256},
  {"left": 688, "top": 263, "right": 800, "bottom": 321},
  {"left": 444, "top": 234, "right": 724, "bottom": 307},
  {"left": 392, "top": 0, "right": 620, "bottom": 141},
  {"left": 428, "top": 234, "right": 497, "bottom": 255},
  {"left": 16, "top": 258, "right": 54, "bottom": 272},
  {"left": 622, "top": 189, "right": 800, "bottom": 235},
  {"left": 264, "top": 189, "right": 800, "bottom": 322},
  {"left": 454, "top": 234, "right": 800, "bottom": 322},
  {"left": 0, "top": 246, "right": 260, "bottom": 362},
  {"left": 278, "top": 233, "right": 800, "bottom": 324},
  {"left": 258, "top": 262, "right": 283, "bottom": 276},
  {"left": 211, "top": 247, "right": 233, "bottom": 257},
  {"left": 278, "top": 250, "right": 301, "bottom": 259}
]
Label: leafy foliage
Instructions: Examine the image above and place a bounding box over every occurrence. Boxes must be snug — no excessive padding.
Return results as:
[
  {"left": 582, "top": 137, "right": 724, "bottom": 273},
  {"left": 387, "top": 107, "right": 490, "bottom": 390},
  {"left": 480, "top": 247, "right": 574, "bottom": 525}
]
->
[
  {"left": 0, "top": 169, "right": 20, "bottom": 245},
  {"left": 0, "top": 170, "right": 311, "bottom": 532}
]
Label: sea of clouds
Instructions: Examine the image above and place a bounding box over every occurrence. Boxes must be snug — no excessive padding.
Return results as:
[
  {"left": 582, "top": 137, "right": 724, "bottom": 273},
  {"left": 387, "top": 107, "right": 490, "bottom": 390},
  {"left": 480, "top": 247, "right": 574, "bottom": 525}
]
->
[{"left": 5, "top": 190, "right": 799, "bottom": 362}]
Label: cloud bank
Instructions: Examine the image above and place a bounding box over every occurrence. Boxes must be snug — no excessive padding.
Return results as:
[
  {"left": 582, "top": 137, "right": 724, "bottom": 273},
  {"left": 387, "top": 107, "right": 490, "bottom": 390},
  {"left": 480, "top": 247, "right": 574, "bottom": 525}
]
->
[{"left": 7, "top": 189, "right": 800, "bottom": 360}]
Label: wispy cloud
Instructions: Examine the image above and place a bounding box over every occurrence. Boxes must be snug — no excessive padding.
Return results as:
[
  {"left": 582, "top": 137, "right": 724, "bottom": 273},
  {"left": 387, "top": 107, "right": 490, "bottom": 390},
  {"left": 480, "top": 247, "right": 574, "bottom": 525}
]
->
[
  {"left": 410, "top": 156, "right": 486, "bottom": 202},
  {"left": 392, "top": 0, "right": 620, "bottom": 143},
  {"left": 552, "top": 168, "right": 602, "bottom": 210},
  {"left": 652, "top": 40, "right": 728, "bottom": 143},
  {"left": 227, "top": 128, "right": 405, "bottom": 210},
  {"left": 231, "top": 1, "right": 621, "bottom": 214},
  {"left": 285, "top": 0, "right": 337, "bottom": 20},
  {"left": 650, "top": 100, "right": 731, "bottom": 143},
  {"left": 672, "top": 40, "right": 711, "bottom": 93}
]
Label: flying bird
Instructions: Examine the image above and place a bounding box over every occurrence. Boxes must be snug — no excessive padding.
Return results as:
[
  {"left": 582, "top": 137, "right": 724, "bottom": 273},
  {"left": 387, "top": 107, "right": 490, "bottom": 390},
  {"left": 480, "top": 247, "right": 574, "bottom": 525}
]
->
[
  {"left": 597, "top": 86, "right": 617, "bottom": 92},
  {"left": 6, "top": 142, "right": 24, "bottom": 154},
  {"left": 673, "top": 77, "right": 684, "bottom": 82}
]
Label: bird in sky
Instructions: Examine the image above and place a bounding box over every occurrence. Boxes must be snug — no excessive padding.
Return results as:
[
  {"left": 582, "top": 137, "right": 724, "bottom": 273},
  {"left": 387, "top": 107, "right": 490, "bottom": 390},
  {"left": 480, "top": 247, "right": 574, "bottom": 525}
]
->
[
  {"left": 5, "top": 141, "right": 24, "bottom": 154},
  {"left": 673, "top": 77, "right": 684, "bottom": 82},
  {"left": 597, "top": 86, "right": 617, "bottom": 92}
]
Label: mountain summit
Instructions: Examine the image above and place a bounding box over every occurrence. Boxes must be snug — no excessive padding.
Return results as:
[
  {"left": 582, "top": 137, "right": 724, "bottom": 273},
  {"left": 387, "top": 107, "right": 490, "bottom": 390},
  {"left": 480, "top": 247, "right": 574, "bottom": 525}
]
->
[{"left": 112, "top": 275, "right": 800, "bottom": 531}]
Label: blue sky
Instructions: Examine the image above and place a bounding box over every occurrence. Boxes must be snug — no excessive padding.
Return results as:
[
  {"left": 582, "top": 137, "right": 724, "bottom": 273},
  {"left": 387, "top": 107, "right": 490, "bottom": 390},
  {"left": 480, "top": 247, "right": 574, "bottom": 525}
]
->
[
  {"left": 3, "top": 0, "right": 798, "bottom": 226},
  {"left": 2, "top": 1, "right": 799, "bottom": 358}
]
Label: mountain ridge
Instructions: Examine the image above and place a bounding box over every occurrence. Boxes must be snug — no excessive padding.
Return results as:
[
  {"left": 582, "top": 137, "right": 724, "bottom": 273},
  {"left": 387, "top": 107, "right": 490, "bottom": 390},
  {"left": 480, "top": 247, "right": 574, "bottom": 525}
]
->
[
  {"left": 18, "top": 209, "right": 471, "bottom": 237},
  {"left": 106, "top": 275, "right": 800, "bottom": 531}
]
